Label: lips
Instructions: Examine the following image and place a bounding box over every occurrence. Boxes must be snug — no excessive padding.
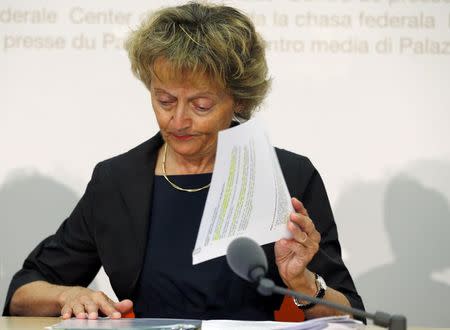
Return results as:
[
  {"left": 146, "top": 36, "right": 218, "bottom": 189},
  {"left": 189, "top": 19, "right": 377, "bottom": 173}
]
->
[{"left": 171, "top": 133, "right": 194, "bottom": 141}]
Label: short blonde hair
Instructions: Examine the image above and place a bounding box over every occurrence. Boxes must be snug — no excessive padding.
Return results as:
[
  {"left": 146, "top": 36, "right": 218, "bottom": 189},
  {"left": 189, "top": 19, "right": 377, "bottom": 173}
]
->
[{"left": 125, "top": 1, "right": 270, "bottom": 120}]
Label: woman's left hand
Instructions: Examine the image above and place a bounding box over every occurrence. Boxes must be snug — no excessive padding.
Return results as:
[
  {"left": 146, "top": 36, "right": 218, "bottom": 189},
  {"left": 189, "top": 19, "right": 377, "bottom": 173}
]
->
[{"left": 275, "top": 197, "right": 321, "bottom": 293}]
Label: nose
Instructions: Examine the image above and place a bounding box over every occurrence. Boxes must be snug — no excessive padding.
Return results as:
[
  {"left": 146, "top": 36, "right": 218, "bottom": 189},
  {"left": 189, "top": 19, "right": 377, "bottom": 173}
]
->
[{"left": 170, "top": 102, "right": 192, "bottom": 131}]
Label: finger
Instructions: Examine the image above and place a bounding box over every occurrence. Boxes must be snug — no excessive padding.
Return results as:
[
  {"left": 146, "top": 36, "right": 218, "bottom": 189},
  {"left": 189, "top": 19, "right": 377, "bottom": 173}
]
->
[
  {"left": 310, "top": 228, "right": 321, "bottom": 244},
  {"left": 86, "top": 309, "right": 99, "bottom": 320},
  {"left": 61, "top": 305, "right": 73, "bottom": 319},
  {"left": 289, "top": 215, "right": 321, "bottom": 246},
  {"left": 115, "top": 299, "right": 133, "bottom": 314},
  {"left": 93, "top": 292, "right": 121, "bottom": 318},
  {"left": 288, "top": 220, "right": 313, "bottom": 247},
  {"left": 285, "top": 230, "right": 319, "bottom": 262},
  {"left": 292, "top": 197, "right": 309, "bottom": 217},
  {"left": 290, "top": 212, "right": 315, "bottom": 235},
  {"left": 72, "top": 303, "right": 87, "bottom": 319},
  {"left": 79, "top": 296, "right": 99, "bottom": 320},
  {"left": 288, "top": 215, "right": 321, "bottom": 254}
]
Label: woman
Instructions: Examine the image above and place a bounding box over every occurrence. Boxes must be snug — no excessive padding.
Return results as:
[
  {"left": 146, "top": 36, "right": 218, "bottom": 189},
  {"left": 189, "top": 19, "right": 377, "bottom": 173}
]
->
[{"left": 4, "top": 2, "right": 364, "bottom": 321}]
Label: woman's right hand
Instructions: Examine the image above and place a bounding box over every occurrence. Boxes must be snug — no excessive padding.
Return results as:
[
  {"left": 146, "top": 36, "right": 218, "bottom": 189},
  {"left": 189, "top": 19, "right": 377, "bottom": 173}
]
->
[{"left": 58, "top": 286, "right": 133, "bottom": 319}]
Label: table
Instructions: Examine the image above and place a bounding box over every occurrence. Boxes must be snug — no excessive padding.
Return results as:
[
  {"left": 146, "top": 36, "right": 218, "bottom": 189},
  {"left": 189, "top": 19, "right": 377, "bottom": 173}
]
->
[
  {"left": 1, "top": 317, "right": 59, "bottom": 329},
  {"left": 0, "top": 317, "right": 446, "bottom": 330}
]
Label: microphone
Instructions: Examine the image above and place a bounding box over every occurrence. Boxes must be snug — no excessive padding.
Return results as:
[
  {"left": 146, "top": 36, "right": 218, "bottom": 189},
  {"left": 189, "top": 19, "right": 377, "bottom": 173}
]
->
[{"left": 226, "top": 237, "right": 407, "bottom": 330}]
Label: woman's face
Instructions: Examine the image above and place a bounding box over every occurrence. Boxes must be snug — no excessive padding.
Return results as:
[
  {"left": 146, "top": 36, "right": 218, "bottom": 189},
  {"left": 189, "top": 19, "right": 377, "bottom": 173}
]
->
[{"left": 150, "top": 58, "right": 236, "bottom": 161}]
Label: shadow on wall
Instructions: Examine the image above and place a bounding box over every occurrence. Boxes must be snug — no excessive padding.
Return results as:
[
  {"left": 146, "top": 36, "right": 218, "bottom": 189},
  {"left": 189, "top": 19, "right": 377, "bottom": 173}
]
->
[
  {"left": 0, "top": 170, "right": 79, "bottom": 313},
  {"left": 335, "top": 160, "right": 450, "bottom": 327},
  {"left": 334, "top": 180, "right": 394, "bottom": 277},
  {"left": 357, "top": 174, "right": 450, "bottom": 326}
]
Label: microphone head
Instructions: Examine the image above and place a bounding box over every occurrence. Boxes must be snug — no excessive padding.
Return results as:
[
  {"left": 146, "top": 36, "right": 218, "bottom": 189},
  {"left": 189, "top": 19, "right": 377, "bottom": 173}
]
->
[{"left": 226, "top": 236, "right": 268, "bottom": 282}]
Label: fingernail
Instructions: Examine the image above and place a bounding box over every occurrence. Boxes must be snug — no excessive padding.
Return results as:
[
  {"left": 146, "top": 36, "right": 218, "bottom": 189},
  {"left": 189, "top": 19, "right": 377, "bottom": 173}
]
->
[
  {"left": 76, "top": 313, "right": 87, "bottom": 319},
  {"left": 88, "top": 312, "right": 98, "bottom": 319},
  {"left": 62, "top": 313, "right": 70, "bottom": 319},
  {"left": 112, "top": 311, "right": 121, "bottom": 318}
]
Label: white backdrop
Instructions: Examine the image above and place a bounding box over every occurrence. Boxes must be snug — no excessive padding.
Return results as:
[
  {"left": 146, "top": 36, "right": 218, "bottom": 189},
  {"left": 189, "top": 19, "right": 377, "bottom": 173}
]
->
[{"left": 1, "top": 0, "right": 450, "bottom": 326}]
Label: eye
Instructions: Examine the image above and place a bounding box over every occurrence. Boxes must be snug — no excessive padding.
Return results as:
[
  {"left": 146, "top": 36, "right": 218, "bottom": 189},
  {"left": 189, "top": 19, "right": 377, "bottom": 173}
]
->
[
  {"left": 158, "top": 99, "right": 175, "bottom": 108},
  {"left": 193, "top": 99, "right": 214, "bottom": 113},
  {"left": 195, "top": 105, "right": 211, "bottom": 112}
]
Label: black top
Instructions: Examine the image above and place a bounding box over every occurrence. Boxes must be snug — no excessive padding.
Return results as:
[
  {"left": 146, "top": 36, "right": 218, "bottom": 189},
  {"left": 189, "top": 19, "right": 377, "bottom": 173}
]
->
[
  {"left": 134, "top": 174, "right": 278, "bottom": 320},
  {"left": 3, "top": 132, "right": 364, "bottom": 321}
]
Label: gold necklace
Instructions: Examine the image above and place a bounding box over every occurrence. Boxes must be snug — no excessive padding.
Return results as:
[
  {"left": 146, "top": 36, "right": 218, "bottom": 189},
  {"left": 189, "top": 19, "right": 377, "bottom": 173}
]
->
[{"left": 161, "top": 143, "right": 211, "bottom": 192}]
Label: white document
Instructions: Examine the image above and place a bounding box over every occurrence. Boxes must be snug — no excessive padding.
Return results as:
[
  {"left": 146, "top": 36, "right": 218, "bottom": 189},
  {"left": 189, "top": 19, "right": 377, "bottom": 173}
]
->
[
  {"left": 48, "top": 315, "right": 362, "bottom": 330},
  {"left": 202, "top": 315, "right": 363, "bottom": 330},
  {"left": 192, "top": 117, "right": 293, "bottom": 264}
]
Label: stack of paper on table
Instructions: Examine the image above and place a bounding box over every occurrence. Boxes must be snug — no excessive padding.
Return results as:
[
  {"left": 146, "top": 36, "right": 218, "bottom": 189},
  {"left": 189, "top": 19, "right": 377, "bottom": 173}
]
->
[
  {"left": 202, "top": 316, "right": 363, "bottom": 330},
  {"left": 48, "top": 315, "right": 362, "bottom": 330}
]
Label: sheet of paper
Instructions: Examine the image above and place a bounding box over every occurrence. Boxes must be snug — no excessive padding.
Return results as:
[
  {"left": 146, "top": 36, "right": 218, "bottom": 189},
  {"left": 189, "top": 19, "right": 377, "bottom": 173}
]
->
[
  {"left": 193, "top": 117, "right": 293, "bottom": 264},
  {"left": 202, "top": 315, "right": 362, "bottom": 330},
  {"left": 202, "top": 319, "right": 321, "bottom": 330}
]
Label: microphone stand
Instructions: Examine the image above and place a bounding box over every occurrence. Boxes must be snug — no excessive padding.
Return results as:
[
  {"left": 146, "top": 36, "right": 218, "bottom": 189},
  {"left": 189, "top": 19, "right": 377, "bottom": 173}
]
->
[
  {"left": 255, "top": 274, "right": 406, "bottom": 330},
  {"left": 226, "top": 237, "right": 407, "bottom": 330}
]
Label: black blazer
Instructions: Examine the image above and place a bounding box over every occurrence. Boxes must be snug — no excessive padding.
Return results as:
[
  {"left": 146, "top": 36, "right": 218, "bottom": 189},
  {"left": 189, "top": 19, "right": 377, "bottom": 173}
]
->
[{"left": 3, "top": 132, "right": 364, "bottom": 316}]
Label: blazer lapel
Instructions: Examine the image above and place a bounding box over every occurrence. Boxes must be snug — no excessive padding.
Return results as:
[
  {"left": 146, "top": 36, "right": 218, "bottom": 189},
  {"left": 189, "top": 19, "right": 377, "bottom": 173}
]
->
[{"left": 112, "top": 133, "right": 164, "bottom": 297}]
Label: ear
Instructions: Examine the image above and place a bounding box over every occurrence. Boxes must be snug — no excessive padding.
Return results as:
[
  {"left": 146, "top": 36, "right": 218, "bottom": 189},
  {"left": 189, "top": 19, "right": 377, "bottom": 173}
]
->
[{"left": 234, "top": 102, "right": 244, "bottom": 114}]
